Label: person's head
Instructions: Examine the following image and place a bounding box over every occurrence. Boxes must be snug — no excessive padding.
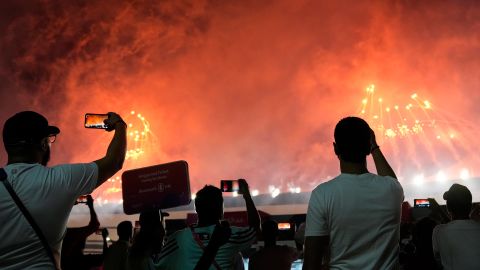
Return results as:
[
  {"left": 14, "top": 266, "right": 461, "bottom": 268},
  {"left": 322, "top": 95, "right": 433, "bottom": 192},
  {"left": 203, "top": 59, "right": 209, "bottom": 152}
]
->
[
  {"left": 195, "top": 185, "right": 224, "bottom": 223},
  {"left": 134, "top": 210, "right": 165, "bottom": 254},
  {"left": 444, "top": 183, "right": 472, "bottom": 219},
  {"left": 3, "top": 111, "right": 60, "bottom": 166},
  {"left": 117, "top": 221, "right": 133, "bottom": 241},
  {"left": 262, "top": 219, "right": 278, "bottom": 246},
  {"left": 334, "top": 117, "right": 371, "bottom": 163}
]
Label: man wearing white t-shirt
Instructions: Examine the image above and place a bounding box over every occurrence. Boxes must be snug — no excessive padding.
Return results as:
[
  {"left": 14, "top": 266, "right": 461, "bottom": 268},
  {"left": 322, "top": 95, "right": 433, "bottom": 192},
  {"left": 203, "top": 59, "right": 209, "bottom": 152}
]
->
[
  {"left": 303, "top": 117, "right": 404, "bottom": 270},
  {"left": 0, "top": 111, "right": 127, "bottom": 269},
  {"left": 432, "top": 183, "right": 480, "bottom": 270}
]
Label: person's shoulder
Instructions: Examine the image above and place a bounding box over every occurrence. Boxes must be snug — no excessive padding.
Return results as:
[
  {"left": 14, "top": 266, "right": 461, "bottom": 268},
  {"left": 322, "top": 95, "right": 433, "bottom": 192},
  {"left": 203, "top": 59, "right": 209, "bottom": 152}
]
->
[
  {"left": 50, "top": 162, "right": 98, "bottom": 171},
  {"left": 230, "top": 226, "right": 256, "bottom": 237},
  {"left": 370, "top": 174, "right": 403, "bottom": 189},
  {"left": 433, "top": 223, "right": 448, "bottom": 235},
  {"left": 169, "top": 227, "right": 191, "bottom": 240},
  {"left": 310, "top": 175, "right": 343, "bottom": 198}
]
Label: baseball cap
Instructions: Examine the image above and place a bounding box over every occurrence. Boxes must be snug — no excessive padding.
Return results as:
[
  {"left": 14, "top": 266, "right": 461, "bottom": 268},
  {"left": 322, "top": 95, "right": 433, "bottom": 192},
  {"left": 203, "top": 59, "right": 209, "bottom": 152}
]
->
[
  {"left": 3, "top": 111, "right": 60, "bottom": 145},
  {"left": 443, "top": 183, "right": 472, "bottom": 205}
]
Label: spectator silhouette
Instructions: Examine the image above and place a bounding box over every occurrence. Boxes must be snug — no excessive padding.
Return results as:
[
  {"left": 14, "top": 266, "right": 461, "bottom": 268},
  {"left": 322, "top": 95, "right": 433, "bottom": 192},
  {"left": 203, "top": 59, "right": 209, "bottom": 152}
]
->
[
  {"left": 407, "top": 217, "right": 437, "bottom": 270},
  {"left": 249, "top": 220, "right": 299, "bottom": 270},
  {"left": 0, "top": 111, "right": 126, "bottom": 269},
  {"left": 157, "top": 179, "right": 260, "bottom": 269},
  {"left": 294, "top": 222, "right": 306, "bottom": 259},
  {"left": 127, "top": 210, "right": 165, "bottom": 270},
  {"left": 104, "top": 221, "right": 133, "bottom": 270},
  {"left": 61, "top": 195, "right": 102, "bottom": 270},
  {"left": 432, "top": 183, "right": 480, "bottom": 269},
  {"left": 303, "top": 117, "right": 404, "bottom": 270}
]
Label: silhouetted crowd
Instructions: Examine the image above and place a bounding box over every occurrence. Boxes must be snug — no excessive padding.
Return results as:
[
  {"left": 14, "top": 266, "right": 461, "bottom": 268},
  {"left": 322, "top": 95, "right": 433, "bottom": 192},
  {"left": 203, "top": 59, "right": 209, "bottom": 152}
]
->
[{"left": 1, "top": 111, "right": 479, "bottom": 270}]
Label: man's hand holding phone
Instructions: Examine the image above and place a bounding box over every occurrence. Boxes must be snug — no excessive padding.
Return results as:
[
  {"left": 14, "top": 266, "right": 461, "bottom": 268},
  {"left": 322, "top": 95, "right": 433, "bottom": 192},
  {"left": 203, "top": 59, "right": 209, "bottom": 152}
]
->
[
  {"left": 86, "top": 194, "right": 94, "bottom": 208},
  {"left": 104, "top": 112, "right": 126, "bottom": 132},
  {"left": 238, "top": 179, "right": 251, "bottom": 198}
]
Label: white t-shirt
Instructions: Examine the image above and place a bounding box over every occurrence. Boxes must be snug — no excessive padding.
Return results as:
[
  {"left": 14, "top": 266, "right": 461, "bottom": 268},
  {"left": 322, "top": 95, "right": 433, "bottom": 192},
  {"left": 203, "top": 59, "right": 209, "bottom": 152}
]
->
[
  {"left": 305, "top": 173, "right": 404, "bottom": 270},
  {"left": 157, "top": 225, "right": 256, "bottom": 270},
  {"left": 432, "top": 219, "right": 480, "bottom": 270},
  {"left": 0, "top": 162, "right": 98, "bottom": 270}
]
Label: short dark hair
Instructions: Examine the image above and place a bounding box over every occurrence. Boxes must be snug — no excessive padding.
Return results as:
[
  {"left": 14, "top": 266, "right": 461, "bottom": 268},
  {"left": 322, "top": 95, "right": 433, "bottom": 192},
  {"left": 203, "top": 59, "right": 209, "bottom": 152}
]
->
[
  {"left": 334, "top": 117, "right": 371, "bottom": 163},
  {"left": 117, "top": 221, "right": 133, "bottom": 240},
  {"left": 195, "top": 185, "right": 223, "bottom": 220}
]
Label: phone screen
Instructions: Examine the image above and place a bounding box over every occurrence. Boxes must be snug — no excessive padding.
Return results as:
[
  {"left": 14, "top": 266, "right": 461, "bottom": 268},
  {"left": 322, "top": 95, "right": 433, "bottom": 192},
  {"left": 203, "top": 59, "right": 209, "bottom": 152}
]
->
[
  {"left": 76, "top": 195, "right": 88, "bottom": 204},
  {"left": 85, "top": 113, "right": 109, "bottom": 129},
  {"left": 220, "top": 180, "right": 239, "bottom": 192},
  {"left": 278, "top": 222, "right": 291, "bottom": 230},
  {"left": 414, "top": 199, "right": 430, "bottom": 208}
]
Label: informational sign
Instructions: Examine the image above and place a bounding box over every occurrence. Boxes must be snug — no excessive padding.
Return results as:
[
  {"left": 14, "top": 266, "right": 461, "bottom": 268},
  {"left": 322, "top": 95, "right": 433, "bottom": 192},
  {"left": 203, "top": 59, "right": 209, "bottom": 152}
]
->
[
  {"left": 186, "top": 210, "right": 271, "bottom": 226},
  {"left": 122, "top": 160, "right": 191, "bottom": 215}
]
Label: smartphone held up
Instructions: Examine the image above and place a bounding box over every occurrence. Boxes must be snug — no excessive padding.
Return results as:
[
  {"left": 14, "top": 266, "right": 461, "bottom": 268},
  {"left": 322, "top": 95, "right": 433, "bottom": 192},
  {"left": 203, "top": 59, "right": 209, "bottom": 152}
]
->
[
  {"left": 84, "top": 113, "right": 109, "bottom": 129},
  {"left": 76, "top": 195, "right": 89, "bottom": 204},
  {"left": 221, "top": 180, "right": 240, "bottom": 193}
]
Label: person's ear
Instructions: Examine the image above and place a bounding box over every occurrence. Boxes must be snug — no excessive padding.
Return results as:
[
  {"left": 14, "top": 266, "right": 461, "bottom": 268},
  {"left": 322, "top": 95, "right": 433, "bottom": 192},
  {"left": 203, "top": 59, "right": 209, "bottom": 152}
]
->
[{"left": 333, "top": 142, "right": 339, "bottom": 156}]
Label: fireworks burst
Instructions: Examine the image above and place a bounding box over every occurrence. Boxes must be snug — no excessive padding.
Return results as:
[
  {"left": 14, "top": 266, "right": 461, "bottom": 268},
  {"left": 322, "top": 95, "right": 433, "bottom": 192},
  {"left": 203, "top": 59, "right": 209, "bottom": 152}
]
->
[
  {"left": 125, "top": 110, "right": 153, "bottom": 160},
  {"left": 356, "top": 84, "right": 480, "bottom": 189}
]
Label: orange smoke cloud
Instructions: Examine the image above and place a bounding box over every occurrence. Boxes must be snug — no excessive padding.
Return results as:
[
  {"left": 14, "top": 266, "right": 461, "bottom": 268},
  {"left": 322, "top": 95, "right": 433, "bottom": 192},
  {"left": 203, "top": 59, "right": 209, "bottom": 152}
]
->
[{"left": 1, "top": 0, "right": 480, "bottom": 200}]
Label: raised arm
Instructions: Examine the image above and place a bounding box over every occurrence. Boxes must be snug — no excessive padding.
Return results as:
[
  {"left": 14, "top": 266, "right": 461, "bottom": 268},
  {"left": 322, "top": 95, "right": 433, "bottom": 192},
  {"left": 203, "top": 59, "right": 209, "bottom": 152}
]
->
[
  {"left": 370, "top": 129, "right": 397, "bottom": 179},
  {"left": 86, "top": 195, "right": 100, "bottom": 234},
  {"left": 194, "top": 221, "right": 231, "bottom": 270},
  {"left": 94, "top": 112, "right": 127, "bottom": 188},
  {"left": 238, "top": 179, "right": 261, "bottom": 230}
]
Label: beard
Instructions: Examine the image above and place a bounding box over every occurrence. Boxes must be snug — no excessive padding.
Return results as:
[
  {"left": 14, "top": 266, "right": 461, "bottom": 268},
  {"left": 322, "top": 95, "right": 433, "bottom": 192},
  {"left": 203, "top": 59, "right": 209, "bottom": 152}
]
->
[{"left": 41, "top": 145, "right": 50, "bottom": 166}]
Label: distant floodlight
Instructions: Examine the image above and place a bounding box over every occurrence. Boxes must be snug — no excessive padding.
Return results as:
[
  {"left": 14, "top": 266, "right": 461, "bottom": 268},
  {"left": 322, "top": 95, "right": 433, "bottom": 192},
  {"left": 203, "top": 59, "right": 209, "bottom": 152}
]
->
[
  {"left": 232, "top": 191, "right": 238, "bottom": 197},
  {"left": 191, "top": 193, "right": 196, "bottom": 200},
  {"left": 436, "top": 171, "right": 447, "bottom": 183},
  {"left": 460, "top": 169, "right": 470, "bottom": 180},
  {"left": 413, "top": 174, "right": 424, "bottom": 186},
  {"left": 251, "top": 190, "right": 259, "bottom": 197},
  {"left": 271, "top": 188, "right": 280, "bottom": 198},
  {"left": 295, "top": 187, "right": 301, "bottom": 193}
]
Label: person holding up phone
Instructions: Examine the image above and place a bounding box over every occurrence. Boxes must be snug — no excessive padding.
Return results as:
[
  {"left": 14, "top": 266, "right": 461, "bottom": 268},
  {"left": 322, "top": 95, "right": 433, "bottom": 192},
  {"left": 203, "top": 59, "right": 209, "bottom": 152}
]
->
[
  {"left": 0, "top": 111, "right": 127, "bottom": 269},
  {"left": 156, "top": 179, "right": 260, "bottom": 270}
]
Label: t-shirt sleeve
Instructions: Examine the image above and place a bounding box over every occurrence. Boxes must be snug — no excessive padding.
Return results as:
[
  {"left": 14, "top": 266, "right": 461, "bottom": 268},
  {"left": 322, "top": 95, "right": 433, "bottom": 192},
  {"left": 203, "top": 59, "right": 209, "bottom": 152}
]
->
[
  {"left": 52, "top": 163, "right": 98, "bottom": 197},
  {"left": 384, "top": 175, "right": 405, "bottom": 202},
  {"left": 305, "top": 188, "right": 329, "bottom": 237},
  {"left": 228, "top": 226, "right": 257, "bottom": 251}
]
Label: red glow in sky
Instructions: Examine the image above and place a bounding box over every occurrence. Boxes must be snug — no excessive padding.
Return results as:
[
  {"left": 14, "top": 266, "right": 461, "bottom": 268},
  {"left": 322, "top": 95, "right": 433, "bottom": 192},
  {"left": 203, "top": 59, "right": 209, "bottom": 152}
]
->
[{"left": 1, "top": 0, "right": 480, "bottom": 201}]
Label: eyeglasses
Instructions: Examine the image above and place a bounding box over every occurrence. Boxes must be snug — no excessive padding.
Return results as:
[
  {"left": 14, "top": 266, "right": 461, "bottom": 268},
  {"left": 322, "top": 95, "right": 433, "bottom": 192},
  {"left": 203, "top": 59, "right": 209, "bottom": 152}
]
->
[{"left": 47, "top": 135, "right": 57, "bottom": 144}]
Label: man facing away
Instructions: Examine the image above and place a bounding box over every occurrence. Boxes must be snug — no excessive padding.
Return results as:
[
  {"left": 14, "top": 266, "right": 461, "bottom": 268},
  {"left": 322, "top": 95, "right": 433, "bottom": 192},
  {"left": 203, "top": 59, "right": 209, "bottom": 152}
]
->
[
  {"left": 104, "top": 221, "right": 133, "bottom": 270},
  {"left": 0, "top": 111, "right": 127, "bottom": 269},
  {"left": 157, "top": 179, "right": 260, "bottom": 270},
  {"left": 432, "top": 183, "right": 480, "bottom": 270},
  {"left": 248, "top": 219, "right": 299, "bottom": 270},
  {"left": 303, "top": 116, "right": 404, "bottom": 270}
]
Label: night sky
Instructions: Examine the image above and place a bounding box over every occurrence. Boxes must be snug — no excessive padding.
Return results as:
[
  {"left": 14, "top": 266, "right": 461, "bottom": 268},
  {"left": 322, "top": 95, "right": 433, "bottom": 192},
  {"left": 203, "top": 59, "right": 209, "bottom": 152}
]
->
[{"left": 1, "top": 0, "right": 480, "bottom": 203}]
